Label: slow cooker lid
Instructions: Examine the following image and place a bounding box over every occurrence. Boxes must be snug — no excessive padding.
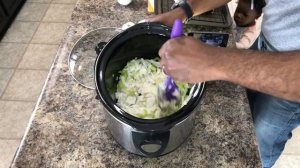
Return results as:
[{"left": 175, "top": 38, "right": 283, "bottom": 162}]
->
[{"left": 68, "top": 27, "right": 121, "bottom": 89}]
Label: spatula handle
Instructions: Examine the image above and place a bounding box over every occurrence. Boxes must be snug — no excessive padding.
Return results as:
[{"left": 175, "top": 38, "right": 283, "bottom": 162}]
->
[{"left": 171, "top": 19, "right": 183, "bottom": 39}]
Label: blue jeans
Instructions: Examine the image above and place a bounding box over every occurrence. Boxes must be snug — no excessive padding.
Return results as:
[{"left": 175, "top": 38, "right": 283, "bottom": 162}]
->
[
  {"left": 248, "top": 35, "right": 300, "bottom": 167},
  {"left": 247, "top": 90, "right": 300, "bottom": 168}
]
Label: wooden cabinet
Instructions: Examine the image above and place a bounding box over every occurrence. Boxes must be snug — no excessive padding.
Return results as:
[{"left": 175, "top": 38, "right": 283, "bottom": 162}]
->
[{"left": 0, "top": 0, "right": 26, "bottom": 40}]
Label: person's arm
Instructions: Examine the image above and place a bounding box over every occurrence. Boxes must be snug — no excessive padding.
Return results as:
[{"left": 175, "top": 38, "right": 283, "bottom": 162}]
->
[
  {"left": 159, "top": 37, "right": 300, "bottom": 102},
  {"left": 188, "top": 0, "right": 231, "bottom": 16},
  {"left": 217, "top": 48, "right": 300, "bottom": 102},
  {"left": 147, "top": 0, "right": 231, "bottom": 27}
]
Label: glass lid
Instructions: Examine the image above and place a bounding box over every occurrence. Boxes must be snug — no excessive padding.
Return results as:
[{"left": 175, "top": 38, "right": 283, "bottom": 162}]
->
[{"left": 68, "top": 27, "right": 122, "bottom": 89}]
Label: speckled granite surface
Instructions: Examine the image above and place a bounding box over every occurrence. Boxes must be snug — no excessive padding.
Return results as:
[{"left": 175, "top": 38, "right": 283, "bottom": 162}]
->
[{"left": 12, "top": 0, "right": 261, "bottom": 167}]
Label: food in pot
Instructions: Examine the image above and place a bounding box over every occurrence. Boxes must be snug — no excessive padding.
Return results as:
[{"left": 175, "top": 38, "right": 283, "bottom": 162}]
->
[{"left": 115, "top": 58, "right": 191, "bottom": 119}]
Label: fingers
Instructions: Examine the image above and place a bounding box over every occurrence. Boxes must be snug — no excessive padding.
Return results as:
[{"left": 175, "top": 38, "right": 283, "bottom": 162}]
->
[
  {"left": 158, "top": 43, "right": 166, "bottom": 59},
  {"left": 145, "top": 14, "right": 168, "bottom": 25},
  {"left": 159, "top": 40, "right": 177, "bottom": 76},
  {"left": 160, "top": 59, "right": 169, "bottom": 75},
  {"left": 145, "top": 14, "right": 174, "bottom": 27},
  {"left": 159, "top": 43, "right": 169, "bottom": 67},
  {"left": 159, "top": 39, "right": 177, "bottom": 59},
  {"left": 145, "top": 15, "right": 157, "bottom": 22},
  {"left": 159, "top": 49, "right": 168, "bottom": 75}
]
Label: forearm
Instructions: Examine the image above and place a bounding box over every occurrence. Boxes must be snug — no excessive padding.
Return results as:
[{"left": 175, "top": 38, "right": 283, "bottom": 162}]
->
[
  {"left": 215, "top": 48, "right": 300, "bottom": 102},
  {"left": 166, "top": 0, "right": 232, "bottom": 22},
  {"left": 147, "top": 0, "right": 231, "bottom": 27},
  {"left": 187, "top": 0, "right": 231, "bottom": 16}
]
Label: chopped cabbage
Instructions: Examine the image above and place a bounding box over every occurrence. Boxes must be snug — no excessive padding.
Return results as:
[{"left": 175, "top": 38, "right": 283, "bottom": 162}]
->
[{"left": 115, "top": 58, "right": 191, "bottom": 119}]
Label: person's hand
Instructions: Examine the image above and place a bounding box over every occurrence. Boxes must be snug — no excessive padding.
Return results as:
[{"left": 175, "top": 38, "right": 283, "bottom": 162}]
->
[
  {"left": 159, "top": 36, "right": 224, "bottom": 83},
  {"left": 146, "top": 8, "right": 186, "bottom": 27}
]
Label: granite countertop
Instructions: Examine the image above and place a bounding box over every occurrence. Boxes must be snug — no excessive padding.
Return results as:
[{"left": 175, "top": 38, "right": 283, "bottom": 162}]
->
[{"left": 12, "top": 0, "right": 261, "bottom": 167}]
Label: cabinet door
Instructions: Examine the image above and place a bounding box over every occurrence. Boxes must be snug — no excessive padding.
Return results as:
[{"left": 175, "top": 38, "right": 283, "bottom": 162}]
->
[
  {"left": 0, "top": 5, "right": 8, "bottom": 38},
  {"left": 0, "top": 5, "right": 7, "bottom": 26},
  {"left": 1, "top": 0, "right": 21, "bottom": 14}
]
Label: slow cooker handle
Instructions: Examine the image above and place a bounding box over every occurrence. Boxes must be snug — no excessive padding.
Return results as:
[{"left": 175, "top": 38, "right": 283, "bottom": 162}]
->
[{"left": 132, "top": 131, "right": 170, "bottom": 157}]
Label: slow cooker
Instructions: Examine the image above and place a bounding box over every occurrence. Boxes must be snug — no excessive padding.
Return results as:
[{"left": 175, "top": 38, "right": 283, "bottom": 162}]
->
[{"left": 93, "top": 22, "right": 206, "bottom": 157}]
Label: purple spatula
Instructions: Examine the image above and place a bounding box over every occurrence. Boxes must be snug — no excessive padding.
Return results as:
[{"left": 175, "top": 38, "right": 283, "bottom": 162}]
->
[{"left": 158, "top": 19, "right": 183, "bottom": 110}]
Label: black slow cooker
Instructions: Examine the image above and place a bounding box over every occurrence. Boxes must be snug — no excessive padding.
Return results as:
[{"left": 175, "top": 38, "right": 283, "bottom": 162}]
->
[{"left": 94, "top": 22, "right": 206, "bottom": 157}]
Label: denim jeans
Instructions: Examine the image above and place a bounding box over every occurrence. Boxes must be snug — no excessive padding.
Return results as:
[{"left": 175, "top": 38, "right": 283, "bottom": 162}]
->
[
  {"left": 247, "top": 90, "right": 300, "bottom": 168},
  {"left": 248, "top": 35, "right": 300, "bottom": 167}
]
